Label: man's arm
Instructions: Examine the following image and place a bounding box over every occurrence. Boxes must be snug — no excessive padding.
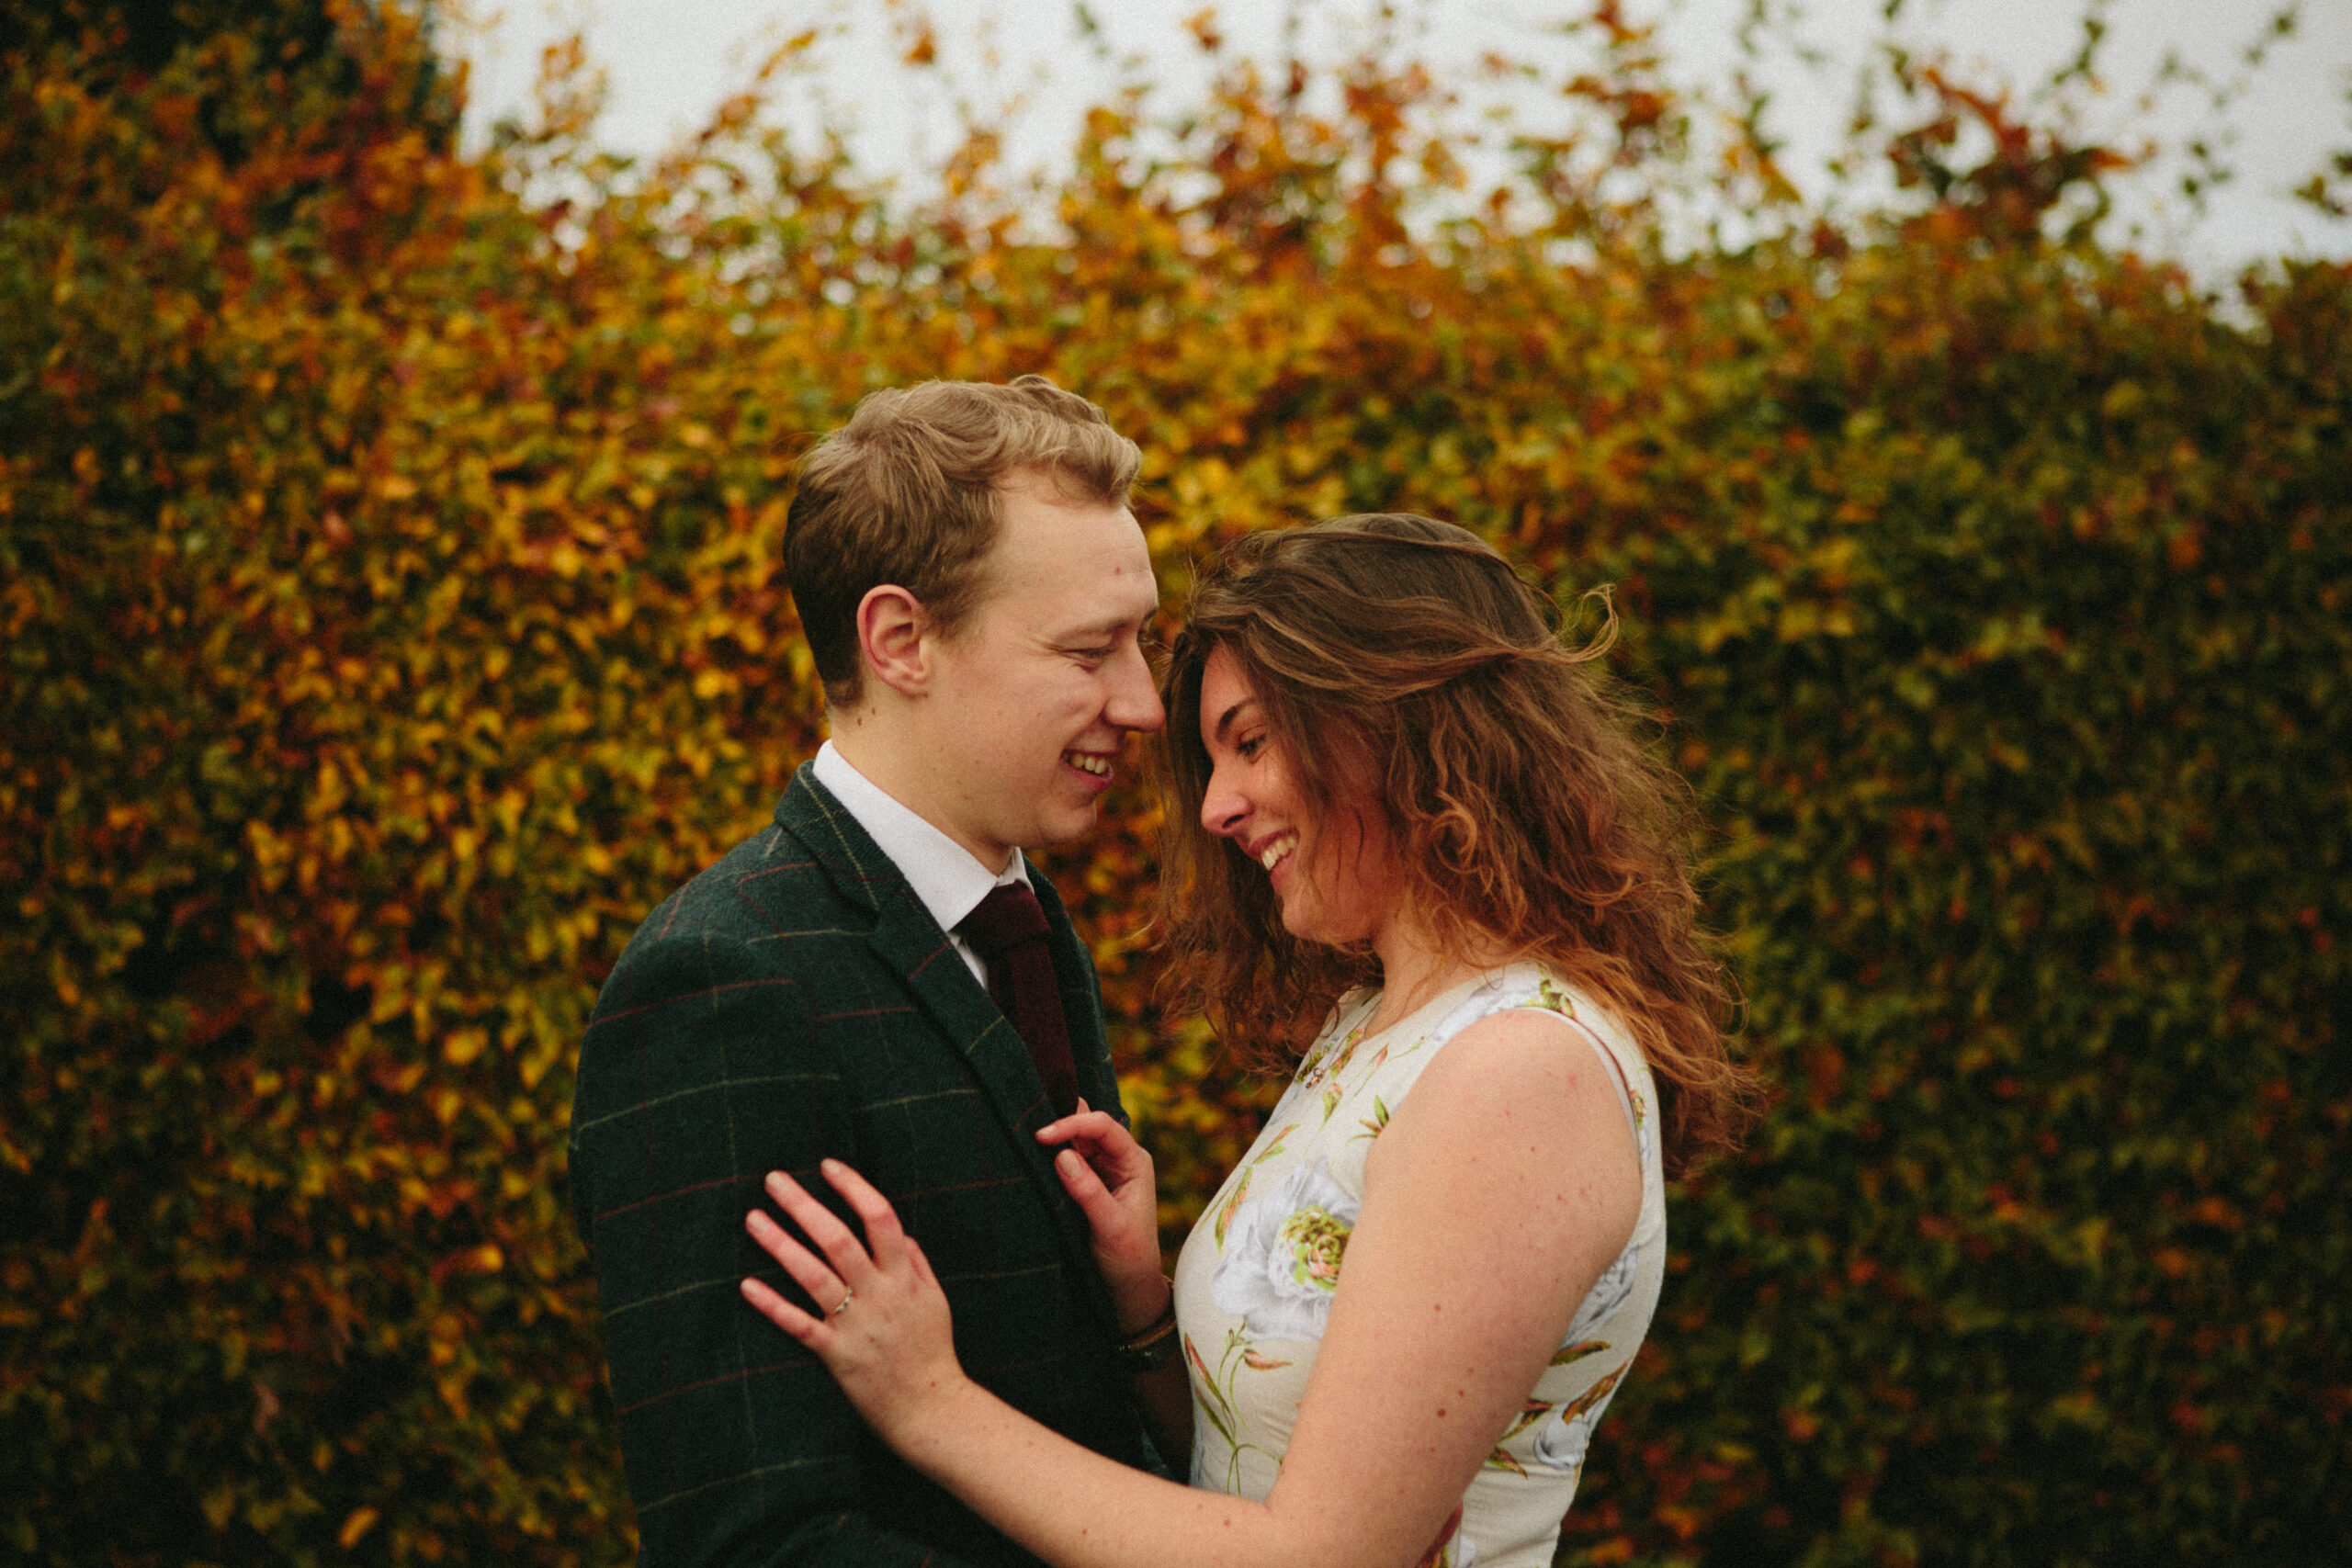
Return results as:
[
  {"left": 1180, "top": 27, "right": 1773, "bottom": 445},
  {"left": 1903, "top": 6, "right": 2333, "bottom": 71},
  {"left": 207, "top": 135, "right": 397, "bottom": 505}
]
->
[{"left": 571, "top": 916, "right": 1006, "bottom": 1568}]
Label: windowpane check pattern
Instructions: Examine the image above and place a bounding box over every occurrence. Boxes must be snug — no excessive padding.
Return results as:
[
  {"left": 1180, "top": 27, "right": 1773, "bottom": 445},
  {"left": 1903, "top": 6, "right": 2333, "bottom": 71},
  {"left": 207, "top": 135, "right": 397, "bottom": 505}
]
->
[{"left": 571, "top": 768, "right": 1152, "bottom": 1566}]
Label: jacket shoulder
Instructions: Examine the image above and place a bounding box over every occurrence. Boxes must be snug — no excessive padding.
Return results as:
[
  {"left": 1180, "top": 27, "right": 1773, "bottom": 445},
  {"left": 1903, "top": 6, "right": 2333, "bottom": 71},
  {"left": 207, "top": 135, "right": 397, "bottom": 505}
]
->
[
  {"left": 639, "top": 821, "right": 845, "bottom": 938},
  {"left": 587, "top": 823, "right": 848, "bottom": 1025}
]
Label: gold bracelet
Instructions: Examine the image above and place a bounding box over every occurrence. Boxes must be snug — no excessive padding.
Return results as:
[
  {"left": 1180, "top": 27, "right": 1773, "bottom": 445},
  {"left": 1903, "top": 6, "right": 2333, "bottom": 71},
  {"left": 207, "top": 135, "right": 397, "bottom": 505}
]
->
[{"left": 1112, "top": 1281, "right": 1180, "bottom": 1374}]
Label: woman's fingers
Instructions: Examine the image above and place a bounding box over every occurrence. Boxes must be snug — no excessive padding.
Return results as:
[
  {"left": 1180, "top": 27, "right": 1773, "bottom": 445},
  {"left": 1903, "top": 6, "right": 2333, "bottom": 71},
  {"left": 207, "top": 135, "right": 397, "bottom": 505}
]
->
[
  {"left": 1055, "top": 1148, "right": 1159, "bottom": 1267},
  {"left": 818, "top": 1158, "right": 908, "bottom": 1271},
  {"left": 740, "top": 1275, "right": 823, "bottom": 1342},
  {"left": 1054, "top": 1145, "right": 1114, "bottom": 1213},
  {"left": 745, "top": 1206, "right": 854, "bottom": 1314},
  {"left": 741, "top": 1170, "right": 976, "bottom": 1450},
  {"left": 751, "top": 1161, "right": 913, "bottom": 1316},
  {"left": 1039, "top": 1112, "right": 1151, "bottom": 1185},
  {"left": 1035, "top": 1108, "right": 1125, "bottom": 1149},
  {"left": 763, "top": 1167, "right": 878, "bottom": 1288}
]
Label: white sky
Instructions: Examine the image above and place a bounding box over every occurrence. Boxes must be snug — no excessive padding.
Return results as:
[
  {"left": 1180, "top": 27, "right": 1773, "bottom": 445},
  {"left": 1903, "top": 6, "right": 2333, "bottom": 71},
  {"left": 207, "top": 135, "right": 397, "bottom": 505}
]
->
[{"left": 446, "top": 0, "right": 2352, "bottom": 278}]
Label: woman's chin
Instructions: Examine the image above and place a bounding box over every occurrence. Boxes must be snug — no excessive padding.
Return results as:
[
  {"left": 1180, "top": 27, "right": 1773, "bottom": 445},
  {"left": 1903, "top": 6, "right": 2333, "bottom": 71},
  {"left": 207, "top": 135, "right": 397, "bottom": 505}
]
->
[{"left": 1276, "top": 901, "right": 1336, "bottom": 946}]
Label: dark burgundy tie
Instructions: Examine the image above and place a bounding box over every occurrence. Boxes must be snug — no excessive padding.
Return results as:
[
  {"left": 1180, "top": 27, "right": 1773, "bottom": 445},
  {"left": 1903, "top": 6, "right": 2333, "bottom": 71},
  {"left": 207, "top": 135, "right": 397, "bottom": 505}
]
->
[{"left": 957, "top": 883, "right": 1080, "bottom": 1117}]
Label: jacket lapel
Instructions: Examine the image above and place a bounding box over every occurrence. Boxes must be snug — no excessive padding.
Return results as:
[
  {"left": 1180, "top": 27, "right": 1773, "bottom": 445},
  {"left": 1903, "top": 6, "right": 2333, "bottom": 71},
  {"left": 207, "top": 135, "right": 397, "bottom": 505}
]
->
[
  {"left": 773, "top": 768, "right": 1117, "bottom": 1321},
  {"left": 769, "top": 763, "right": 899, "bottom": 917}
]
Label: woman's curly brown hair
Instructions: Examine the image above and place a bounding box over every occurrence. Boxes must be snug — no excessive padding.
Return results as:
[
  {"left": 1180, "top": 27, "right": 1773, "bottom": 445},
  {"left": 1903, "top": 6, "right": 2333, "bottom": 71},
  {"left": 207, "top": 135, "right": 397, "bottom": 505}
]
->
[{"left": 1156, "top": 513, "right": 1758, "bottom": 1174}]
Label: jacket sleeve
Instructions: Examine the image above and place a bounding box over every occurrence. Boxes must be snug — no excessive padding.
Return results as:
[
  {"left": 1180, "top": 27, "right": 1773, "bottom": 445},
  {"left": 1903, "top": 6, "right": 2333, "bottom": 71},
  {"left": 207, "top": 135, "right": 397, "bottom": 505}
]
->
[{"left": 570, "top": 917, "right": 1006, "bottom": 1568}]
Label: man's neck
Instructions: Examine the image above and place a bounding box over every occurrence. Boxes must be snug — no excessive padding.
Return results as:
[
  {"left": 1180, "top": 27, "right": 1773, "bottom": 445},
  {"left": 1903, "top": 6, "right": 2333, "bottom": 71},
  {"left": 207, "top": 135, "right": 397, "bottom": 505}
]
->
[{"left": 826, "top": 715, "right": 1014, "bottom": 875}]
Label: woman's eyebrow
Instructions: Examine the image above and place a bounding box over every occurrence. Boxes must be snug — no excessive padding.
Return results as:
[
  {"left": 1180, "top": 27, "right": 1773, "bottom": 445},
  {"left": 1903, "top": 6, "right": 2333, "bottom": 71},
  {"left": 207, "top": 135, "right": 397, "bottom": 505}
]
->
[{"left": 1213, "top": 699, "right": 1256, "bottom": 742}]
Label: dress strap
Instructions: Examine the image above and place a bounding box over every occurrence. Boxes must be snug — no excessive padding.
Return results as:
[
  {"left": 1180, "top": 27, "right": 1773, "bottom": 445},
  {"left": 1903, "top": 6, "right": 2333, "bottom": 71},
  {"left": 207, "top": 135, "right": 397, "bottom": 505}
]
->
[
  {"left": 1507, "top": 1004, "right": 1643, "bottom": 1145},
  {"left": 1419, "top": 973, "right": 1646, "bottom": 1148}
]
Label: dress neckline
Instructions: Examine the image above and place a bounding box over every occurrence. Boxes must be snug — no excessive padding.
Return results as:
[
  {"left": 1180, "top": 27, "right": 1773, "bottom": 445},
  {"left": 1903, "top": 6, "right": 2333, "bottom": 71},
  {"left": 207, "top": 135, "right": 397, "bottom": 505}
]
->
[{"left": 1337, "top": 964, "right": 1521, "bottom": 1052}]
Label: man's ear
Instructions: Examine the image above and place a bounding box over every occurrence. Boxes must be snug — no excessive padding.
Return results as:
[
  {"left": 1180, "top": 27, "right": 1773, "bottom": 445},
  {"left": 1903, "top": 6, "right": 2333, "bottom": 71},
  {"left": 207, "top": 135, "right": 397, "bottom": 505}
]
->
[{"left": 855, "top": 583, "right": 935, "bottom": 699}]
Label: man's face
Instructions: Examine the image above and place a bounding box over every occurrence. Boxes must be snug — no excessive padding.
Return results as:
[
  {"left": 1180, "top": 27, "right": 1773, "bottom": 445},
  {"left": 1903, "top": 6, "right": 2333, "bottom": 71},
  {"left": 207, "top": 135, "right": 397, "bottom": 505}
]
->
[{"left": 916, "top": 468, "right": 1163, "bottom": 868}]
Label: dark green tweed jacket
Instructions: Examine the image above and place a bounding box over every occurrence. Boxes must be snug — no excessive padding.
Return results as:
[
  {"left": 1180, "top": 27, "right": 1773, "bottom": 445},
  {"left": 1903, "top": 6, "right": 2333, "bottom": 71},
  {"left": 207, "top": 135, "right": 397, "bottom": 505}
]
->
[{"left": 571, "top": 766, "right": 1152, "bottom": 1567}]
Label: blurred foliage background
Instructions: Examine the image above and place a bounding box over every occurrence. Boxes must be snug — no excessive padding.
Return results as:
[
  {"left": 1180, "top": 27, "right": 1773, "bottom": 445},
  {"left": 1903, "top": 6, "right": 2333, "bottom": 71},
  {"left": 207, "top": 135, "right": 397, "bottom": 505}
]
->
[{"left": 3, "top": 0, "right": 2346, "bottom": 1563}]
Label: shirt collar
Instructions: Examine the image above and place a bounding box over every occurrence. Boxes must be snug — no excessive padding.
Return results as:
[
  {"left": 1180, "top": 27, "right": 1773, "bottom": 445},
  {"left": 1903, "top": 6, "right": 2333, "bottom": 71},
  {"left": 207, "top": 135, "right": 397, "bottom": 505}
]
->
[{"left": 811, "top": 739, "right": 1028, "bottom": 935}]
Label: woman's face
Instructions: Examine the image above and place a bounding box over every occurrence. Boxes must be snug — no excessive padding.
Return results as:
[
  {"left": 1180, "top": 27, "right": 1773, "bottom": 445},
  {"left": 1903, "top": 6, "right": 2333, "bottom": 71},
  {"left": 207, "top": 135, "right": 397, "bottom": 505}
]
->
[{"left": 1195, "top": 645, "right": 1402, "bottom": 949}]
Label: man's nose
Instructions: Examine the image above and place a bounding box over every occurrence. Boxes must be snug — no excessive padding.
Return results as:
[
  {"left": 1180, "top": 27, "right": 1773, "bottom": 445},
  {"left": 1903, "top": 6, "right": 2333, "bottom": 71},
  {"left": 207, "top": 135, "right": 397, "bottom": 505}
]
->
[{"left": 1106, "top": 639, "right": 1165, "bottom": 734}]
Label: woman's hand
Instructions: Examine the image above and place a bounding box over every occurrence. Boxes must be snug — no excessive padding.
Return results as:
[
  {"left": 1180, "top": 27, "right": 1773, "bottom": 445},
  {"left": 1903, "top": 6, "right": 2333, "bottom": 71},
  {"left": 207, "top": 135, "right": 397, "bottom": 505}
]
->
[
  {"left": 1036, "top": 1100, "right": 1168, "bottom": 1335},
  {"left": 741, "top": 1159, "right": 967, "bottom": 1447}
]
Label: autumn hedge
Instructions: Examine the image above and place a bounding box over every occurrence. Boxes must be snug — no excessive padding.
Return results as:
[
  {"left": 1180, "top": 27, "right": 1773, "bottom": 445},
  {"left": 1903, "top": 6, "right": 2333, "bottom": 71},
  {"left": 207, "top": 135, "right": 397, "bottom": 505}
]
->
[{"left": 3, "top": 4, "right": 2346, "bottom": 1565}]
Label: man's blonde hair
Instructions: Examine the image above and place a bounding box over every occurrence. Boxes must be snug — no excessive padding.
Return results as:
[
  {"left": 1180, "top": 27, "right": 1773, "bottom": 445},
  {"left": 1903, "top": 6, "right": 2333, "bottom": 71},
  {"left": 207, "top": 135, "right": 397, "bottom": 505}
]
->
[{"left": 786, "top": 376, "right": 1142, "bottom": 707}]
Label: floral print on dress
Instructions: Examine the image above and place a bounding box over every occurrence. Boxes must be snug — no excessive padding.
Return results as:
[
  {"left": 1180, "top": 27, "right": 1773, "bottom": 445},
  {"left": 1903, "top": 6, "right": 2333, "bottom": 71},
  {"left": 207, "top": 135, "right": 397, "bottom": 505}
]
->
[
  {"left": 1564, "top": 1242, "right": 1638, "bottom": 1345},
  {"left": 1173, "top": 964, "right": 1668, "bottom": 1568},
  {"left": 1210, "top": 1158, "right": 1360, "bottom": 1342},
  {"left": 1186, "top": 1327, "right": 1295, "bottom": 1492},
  {"left": 1295, "top": 1019, "right": 1367, "bottom": 1090},
  {"left": 1210, "top": 1121, "right": 1300, "bottom": 1249},
  {"left": 1532, "top": 1364, "right": 1626, "bottom": 1473}
]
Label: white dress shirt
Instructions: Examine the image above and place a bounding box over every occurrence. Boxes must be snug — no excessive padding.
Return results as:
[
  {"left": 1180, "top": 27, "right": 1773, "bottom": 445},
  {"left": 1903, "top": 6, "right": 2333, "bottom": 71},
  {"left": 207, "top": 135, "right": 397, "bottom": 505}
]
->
[{"left": 810, "top": 739, "right": 1029, "bottom": 988}]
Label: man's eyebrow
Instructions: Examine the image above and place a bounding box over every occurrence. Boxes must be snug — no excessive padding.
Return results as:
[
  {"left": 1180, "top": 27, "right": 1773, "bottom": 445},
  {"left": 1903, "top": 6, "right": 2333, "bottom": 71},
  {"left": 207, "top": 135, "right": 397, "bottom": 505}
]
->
[{"left": 1060, "top": 607, "right": 1155, "bottom": 640}]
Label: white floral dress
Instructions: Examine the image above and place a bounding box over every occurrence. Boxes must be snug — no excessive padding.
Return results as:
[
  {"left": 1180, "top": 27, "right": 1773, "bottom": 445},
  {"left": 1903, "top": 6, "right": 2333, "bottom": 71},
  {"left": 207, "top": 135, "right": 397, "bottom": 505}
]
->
[{"left": 1170, "top": 964, "right": 1667, "bottom": 1568}]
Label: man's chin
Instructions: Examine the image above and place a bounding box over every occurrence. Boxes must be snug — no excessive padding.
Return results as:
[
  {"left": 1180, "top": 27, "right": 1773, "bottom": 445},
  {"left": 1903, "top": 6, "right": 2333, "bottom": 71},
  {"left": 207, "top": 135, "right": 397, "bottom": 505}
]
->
[{"left": 1023, "top": 798, "right": 1107, "bottom": 850}]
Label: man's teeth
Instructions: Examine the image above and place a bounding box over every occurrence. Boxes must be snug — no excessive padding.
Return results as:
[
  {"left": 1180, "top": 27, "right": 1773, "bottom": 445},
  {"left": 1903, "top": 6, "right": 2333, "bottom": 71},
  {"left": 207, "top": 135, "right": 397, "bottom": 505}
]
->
[
  {"left": 1064, "top": 751, "right": 1111, "bottom": 777},
  {"left": 1259, "top": 834, "right": 1296, "bottom": 871}
]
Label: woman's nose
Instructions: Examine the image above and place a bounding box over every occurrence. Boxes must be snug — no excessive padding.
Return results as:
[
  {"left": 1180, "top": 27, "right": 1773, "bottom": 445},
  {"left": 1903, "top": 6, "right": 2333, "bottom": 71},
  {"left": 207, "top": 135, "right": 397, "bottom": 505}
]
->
[{"left": 1199, "top": 768, "right": 1247, "bottom": 838}]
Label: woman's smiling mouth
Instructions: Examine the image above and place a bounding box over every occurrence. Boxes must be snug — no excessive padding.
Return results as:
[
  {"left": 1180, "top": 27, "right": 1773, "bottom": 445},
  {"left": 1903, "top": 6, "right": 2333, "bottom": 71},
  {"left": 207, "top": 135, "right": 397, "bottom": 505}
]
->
[{"left": 1253, "top": 831, "right": 1297, "bottom": 873}]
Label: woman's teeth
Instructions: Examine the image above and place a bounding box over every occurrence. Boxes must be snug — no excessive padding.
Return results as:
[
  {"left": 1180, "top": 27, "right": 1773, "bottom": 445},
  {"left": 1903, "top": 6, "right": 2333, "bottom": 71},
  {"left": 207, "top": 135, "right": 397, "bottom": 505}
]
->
[
  {"left": 1064, "top": 751, "right": 1111, "bottom": 777},
  {"left": 1259, "top": 834, "right": 1297, "bottom": 871}
]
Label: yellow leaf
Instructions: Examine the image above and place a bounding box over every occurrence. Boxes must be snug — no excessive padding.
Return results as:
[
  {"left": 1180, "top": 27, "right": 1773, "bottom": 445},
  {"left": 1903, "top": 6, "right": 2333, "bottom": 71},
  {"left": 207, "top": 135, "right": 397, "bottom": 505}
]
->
[{"left": 338, "top": 1506, "right": 379, "bottom": 1548}]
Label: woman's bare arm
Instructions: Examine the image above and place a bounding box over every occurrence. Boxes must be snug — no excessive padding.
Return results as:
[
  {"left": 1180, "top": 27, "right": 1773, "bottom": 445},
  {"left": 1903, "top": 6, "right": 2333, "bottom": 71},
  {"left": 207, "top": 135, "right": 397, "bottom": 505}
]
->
[{"left": 744, "top": 1009, "right": 1640, "bottom": 1568}]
